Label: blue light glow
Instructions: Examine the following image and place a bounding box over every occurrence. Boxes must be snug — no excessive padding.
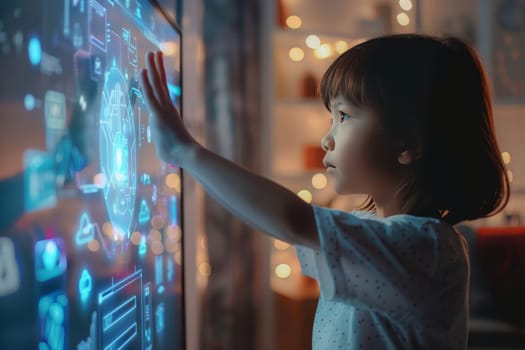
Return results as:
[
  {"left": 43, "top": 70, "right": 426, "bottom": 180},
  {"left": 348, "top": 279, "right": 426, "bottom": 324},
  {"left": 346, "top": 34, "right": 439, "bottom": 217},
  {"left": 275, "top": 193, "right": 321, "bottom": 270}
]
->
[
  {"left": 138, "top": 199, "right": 151, "bottom": 224},
  {"left": 38, "top": 291, "right": 67, "bottom": 350},
  {"left": 35, "top": 238, "right": 67, "bottom": 282},
  {"left": 24, "top": 94, "right": 35, "bottom": 111},
  {"left": 139, "top": 235, "right": 147, "bottom": 256},
  {"left": 75, "top": 212, "right": 95, "bottom": 246},
  {"left": 24, "top": 150, "right": 57, "bottom": 213},
  {"left": 98, "top": 270, "right": 144, "bottom": 349},
  {"left": 78, "top": 269, "right": 92, "bottom": 303},
  {"left": 167, "top": 83, "right": 181, "bottom": 98},
  {"left": 143, "top": 283, "right": 153, "bottom": 349},
  {"left": 155, "top": 302, "right": 165, "bottom": 334},
  {"left": 169, "top": 195, "right": 178, "bottom": 225},
  {"left": 28, "top": 36, "right": 42, "bottom": 66},
  {"left": 99, "top": 64, "right": 137, "bottom": 237},
  {"left": 155, "top": 255, "right": 164, "bottom": 294}
]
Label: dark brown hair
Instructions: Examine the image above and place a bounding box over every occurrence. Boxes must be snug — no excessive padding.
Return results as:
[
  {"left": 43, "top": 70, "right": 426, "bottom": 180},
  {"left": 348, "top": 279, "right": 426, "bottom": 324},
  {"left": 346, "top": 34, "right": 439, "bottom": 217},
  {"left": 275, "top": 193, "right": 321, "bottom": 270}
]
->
[{"left": 319, "top": 34, "right": 510, "bottom": 225}]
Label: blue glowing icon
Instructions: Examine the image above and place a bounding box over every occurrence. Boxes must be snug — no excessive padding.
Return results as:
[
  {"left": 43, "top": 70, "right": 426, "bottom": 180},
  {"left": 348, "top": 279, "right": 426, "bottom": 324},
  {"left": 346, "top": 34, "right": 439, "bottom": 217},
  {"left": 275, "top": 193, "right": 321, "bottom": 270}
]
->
[
  {"left": 100, "top": 63, "right": 137, "bottom": 237},
  {"left": 35, "top": 238, "right": 67, "bottom": 282},
  {"left": 144, "top": 283, "right": 153, "bottom": 350},
  {"left": 44, "top": 90, "right": 67, "bottom": 150},
  {"left": 24, "top": 150, "right": 57, "bottom": 213},
  {"left": 167, "top": 256, "right": 174, "bottom": 283},
  {"left": 147, "top": 125, "right": 152, "bottom": 143},
  {"left": 169, "top": 195, "right": 178, "bottom": 225},
  {"left": 155, "top": 302, "right": 165, "bottom": 334},
  {"left": 78, "top": 269, "right": 92, "bottom": 303},
  {"left": 152, "top": 185, "right": 158, "bottom": 205},
  {"left": 138, "top": 199, "right": 151, "bottom": 224},
  {"left": 155, "top": 255, "right": 164, "bottom": 294},
  {"left": 76, "top": 212, "right": 95, "bottom": 246},
  {"left": 0, "top": 237, "right": 21, "bottom": 296},
  {"left": 167, "top": 83, "right": 181, "bottom": 100},
  {"left": 113, "top": 132, "right": 129, "bottom": 183},
  {"left": 140, "top": 173, "right": 151, "bottom": 185},
  {"left": 28, "top": 36, "right": 42, "bottom": 66},
  {"left": 139, "top": 235, "right": 147, "bottom": 256},
  {"left": 38, "top": 291, "right": 68, "bottom": 350},
  {"left": 24, "top": 94, "right": 35, "bottom": 111}
]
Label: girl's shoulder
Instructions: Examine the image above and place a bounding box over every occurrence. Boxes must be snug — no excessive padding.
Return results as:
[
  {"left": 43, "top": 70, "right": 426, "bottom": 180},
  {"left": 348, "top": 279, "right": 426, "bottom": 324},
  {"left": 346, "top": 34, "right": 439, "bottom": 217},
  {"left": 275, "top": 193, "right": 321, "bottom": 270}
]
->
[
  {"left": 347, "top": 209, "right": 458, "bottom": 239},
  {"left": 349, "top": 209, "right": 443, "bottom": 226}
]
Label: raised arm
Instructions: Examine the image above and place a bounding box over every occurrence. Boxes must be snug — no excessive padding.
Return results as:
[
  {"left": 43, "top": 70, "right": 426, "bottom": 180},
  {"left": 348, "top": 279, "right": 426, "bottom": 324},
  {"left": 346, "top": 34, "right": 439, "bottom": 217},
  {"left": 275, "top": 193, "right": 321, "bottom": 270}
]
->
[{"left": 139, "top": 51, "right": 319, "bottom": 249}]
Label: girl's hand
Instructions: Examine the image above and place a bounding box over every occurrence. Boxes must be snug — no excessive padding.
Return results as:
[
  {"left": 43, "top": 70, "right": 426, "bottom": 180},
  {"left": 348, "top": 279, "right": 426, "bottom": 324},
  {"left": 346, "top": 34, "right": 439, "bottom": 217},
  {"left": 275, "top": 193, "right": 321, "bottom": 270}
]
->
[{"left": 139, "top": 51, "right": 198, "bottom": 166}]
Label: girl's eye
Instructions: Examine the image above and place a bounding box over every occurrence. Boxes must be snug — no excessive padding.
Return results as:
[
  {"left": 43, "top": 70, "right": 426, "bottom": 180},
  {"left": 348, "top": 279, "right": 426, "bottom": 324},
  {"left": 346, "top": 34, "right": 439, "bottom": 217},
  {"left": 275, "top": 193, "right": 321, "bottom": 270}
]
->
[{"left": 338, "top": 111, "right": 351, "bottom": 123}]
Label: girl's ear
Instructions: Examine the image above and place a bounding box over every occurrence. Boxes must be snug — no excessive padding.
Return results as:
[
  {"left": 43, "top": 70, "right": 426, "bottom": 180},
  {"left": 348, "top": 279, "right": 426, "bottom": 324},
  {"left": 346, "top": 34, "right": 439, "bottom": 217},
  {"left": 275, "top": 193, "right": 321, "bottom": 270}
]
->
[
  {"left": 397, "top": 144, "right": 422, "bottom": 165},
  {"left": 398, "top": 149, "right": 413, "bottom": 165}
]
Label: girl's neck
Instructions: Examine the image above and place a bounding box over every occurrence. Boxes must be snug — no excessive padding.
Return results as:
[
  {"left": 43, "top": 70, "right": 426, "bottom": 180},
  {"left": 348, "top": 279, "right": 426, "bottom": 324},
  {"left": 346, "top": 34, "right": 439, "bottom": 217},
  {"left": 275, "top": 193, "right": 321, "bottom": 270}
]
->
[{"left": 372, "top": 187, "right": 405, "bottom": 218}]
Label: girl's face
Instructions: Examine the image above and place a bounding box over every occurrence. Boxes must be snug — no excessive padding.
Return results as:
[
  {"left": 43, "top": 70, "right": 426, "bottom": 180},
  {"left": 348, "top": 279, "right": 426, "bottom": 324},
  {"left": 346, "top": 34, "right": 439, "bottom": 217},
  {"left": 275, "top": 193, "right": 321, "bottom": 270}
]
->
[{"left": 321, "top": 95, "right": 395, "bottom": 196}]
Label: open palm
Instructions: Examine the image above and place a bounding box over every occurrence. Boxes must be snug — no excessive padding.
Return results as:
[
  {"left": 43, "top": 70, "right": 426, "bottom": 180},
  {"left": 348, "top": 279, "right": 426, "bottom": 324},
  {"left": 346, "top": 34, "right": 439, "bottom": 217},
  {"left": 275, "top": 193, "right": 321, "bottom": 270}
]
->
[{"left": 139, "top": 51, "right": 197, "bottom": 166}]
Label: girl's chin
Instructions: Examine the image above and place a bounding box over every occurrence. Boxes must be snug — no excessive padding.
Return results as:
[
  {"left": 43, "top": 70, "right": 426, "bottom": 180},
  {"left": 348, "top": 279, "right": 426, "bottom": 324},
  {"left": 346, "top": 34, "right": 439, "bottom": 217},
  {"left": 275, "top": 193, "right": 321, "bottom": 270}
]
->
[{"left": 333, "top": 181, "right": 361, "bottom": 196}]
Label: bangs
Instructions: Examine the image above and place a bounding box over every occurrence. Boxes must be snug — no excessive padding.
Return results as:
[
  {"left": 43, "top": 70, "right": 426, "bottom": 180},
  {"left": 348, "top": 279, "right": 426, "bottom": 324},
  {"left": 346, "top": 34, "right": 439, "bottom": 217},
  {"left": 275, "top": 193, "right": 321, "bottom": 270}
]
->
[{"left": 319, "top": 45, "right": 375, "bottom": 112}]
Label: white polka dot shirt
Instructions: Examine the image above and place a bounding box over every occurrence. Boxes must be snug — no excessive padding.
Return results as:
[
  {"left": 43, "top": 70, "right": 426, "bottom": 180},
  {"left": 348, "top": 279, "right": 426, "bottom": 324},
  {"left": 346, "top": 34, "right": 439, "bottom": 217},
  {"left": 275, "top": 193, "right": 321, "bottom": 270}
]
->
[{"left": 295, "top": 204, "right": 470, "bottom": 349}]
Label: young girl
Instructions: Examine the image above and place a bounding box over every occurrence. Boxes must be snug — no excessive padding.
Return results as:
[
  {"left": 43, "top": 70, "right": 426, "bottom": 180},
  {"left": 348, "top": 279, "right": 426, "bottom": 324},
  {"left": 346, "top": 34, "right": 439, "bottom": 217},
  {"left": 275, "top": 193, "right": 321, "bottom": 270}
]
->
[{"left": 139, "top": 34, "right": 509, "bottom": 349}]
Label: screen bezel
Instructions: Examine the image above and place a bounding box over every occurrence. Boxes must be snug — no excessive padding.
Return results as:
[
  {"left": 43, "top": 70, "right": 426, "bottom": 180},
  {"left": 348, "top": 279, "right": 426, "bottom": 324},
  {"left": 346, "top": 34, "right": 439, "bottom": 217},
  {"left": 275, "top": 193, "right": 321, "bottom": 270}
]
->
[{"left": 147, "top": 2, "right": 187, "bottom": 349}]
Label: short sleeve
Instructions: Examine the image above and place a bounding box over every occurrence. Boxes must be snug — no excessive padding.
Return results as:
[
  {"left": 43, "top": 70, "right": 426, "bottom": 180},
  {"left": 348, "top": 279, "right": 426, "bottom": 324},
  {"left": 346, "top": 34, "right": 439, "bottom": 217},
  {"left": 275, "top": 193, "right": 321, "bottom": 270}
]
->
[{"left": 296, "top": 204, "right": 445, "bottom": 324}]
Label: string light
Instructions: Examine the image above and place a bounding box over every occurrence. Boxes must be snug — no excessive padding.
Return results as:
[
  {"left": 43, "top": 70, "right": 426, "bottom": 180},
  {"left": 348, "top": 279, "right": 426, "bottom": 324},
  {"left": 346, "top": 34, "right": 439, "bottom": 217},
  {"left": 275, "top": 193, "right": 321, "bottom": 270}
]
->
[
  {"left": 286, "top": 15, "right": 302, "bottom": 29},
  {"left": 289, "top": 47, "right": 305, "bottom": 62},
  {"left": 275, "top": 264, "right": 292, "bottom": 279},
  {"left": 334, "top": 40, "right": 349, "bottom": 54},
  {"left": 150, "top": 229, "right": 162, "bottom": 241},
  {"left": 87, "top": 239, "right": 100, "bottom": 252},
  {"left": 399, "top": 0, "right": 413, "bottom": 11},
  {"left": 297, "top": 189, "right": 313, "bottom": 203},
  {"left": 306, "top": 35, "right": 321, "bottom": 49},
  {"left": 313, "top": 43, "right": 333, "bottom": 59},
  {"left": 130, "top": 231, "right": 142, "bottom": 245},
  {"left": 502, "top": 151, "right": 511, "bottom": 165},
  {"left": 312, "top": 173, "right": 328, "bottom": 189},
  {"left": 397, "top": 12, "right": 410, "bottom": 26},
  {"left": 151, "top": 240, "right": 164, "bottom": 255},
  {"left": 165, "top": 173, "right": 181, "bottom": 192}
]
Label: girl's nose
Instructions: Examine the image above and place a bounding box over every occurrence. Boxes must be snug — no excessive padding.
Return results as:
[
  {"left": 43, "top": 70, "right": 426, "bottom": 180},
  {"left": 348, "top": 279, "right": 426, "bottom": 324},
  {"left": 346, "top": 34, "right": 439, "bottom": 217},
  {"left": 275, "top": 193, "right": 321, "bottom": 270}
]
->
[{"left": 321, "top": 134, "right": 334, "bottom": 151}]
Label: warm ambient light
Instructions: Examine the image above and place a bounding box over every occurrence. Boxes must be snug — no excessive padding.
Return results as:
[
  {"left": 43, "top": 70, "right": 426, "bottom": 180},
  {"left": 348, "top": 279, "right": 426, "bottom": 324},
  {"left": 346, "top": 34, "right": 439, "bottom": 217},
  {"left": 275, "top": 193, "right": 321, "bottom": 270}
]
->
[
  {"left": 502, "top": 151, "right": 511, "bottom": 165},
  {"left": 312, "top": 173, "right": 328, "bottom": 190},
  {"left": 313, "top": 43, "right": 333, "bottom": 59},
  {"left": 397, "top": 12, "right": 410, "bottom": 26},
  {"left": 87, "top": 239, "right": 100, "bottom": 252},
  {"left": 165, "top": 173, "right": 181, "bottom": 192},
  {"left": 399, "top": 0, "right": 413, "bottom": 11},
  {"left": 151, "top": 240, "right": 164, "bottom": 255},
  {"left": 297, "top": 189, "right": 313, "bottom": 203},
  {"left": 306, "top": 35, "right": 321, "bottom": 49},
  {"left": 275, "top": 263, "right": 292, "bottom": 279},
  {"left": 130, "top": 231, "right": 142, "bottom": 245},
  {"left": 289, "top": 47, "right": 304, "bottom": 62},
  {"left": 286, "top": 15, "right": 302, "bottom": 29},
  {"left": 93, "top": 173, "right": 107, "bottom": 188},
  {"left": 334, "top": 40, "right": 349, "bottom": 54}
]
